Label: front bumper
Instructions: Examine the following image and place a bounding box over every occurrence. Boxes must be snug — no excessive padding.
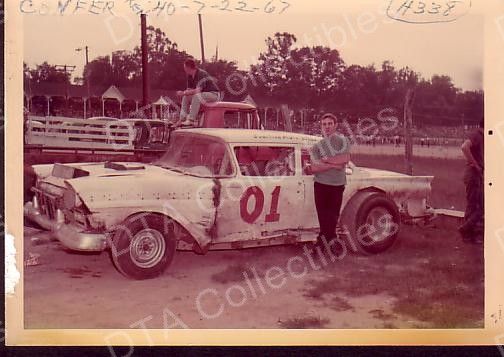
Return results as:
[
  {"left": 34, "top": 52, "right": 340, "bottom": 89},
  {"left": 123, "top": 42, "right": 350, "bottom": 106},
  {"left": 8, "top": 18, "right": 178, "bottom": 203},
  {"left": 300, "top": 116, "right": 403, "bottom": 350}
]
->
[{"left": 24, "top": 202, "right": 107, "bottom": 252}]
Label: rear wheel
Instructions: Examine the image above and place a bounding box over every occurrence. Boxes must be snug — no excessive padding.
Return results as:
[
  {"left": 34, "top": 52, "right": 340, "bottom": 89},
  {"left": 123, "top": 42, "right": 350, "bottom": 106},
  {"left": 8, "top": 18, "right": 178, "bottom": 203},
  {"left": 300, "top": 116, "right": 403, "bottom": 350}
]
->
[
  {"left": 110, "top": 214, "right": 177, "bottom": 280},
  {"left": 340, "top": 191, "right": 400, "bottom": 255}
]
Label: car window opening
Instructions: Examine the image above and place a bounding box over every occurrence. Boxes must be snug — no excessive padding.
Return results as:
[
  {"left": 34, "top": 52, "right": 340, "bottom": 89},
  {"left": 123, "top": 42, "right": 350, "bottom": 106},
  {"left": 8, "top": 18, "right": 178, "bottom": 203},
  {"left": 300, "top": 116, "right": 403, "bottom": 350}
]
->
[{"left": 234, "top": 146, "right": 295, "bottom": 177}]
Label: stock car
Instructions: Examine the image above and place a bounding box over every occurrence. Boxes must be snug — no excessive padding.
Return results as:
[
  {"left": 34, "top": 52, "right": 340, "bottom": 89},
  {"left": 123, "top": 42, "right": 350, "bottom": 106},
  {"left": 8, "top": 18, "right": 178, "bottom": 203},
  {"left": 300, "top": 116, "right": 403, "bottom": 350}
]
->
[{"left": 24, "top": 129, "right": 434, "bottom": 280}]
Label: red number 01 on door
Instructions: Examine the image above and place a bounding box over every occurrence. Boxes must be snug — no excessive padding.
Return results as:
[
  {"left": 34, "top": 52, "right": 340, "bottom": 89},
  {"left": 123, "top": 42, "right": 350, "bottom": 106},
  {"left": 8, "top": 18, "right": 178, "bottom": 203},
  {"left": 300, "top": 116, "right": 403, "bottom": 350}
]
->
[{"left": 239, "top": 186, "right": 281, "bottom": 224}]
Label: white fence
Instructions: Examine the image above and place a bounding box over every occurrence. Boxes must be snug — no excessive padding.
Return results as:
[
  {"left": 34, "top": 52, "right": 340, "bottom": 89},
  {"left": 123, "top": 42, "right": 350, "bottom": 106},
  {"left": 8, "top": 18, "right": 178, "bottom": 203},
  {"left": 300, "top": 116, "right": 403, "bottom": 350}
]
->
[
  {"left": 25, "top": 116, "right": 137, "bottom": 151},
  {"left": 351, "top": 143, "right": 464, "bottom": 159}
]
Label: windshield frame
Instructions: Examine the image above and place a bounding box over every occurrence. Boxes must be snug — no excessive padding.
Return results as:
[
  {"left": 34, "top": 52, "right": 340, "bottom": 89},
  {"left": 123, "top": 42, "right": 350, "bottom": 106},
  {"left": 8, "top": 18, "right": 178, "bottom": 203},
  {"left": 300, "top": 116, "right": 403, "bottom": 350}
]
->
[{"left": 154, "top": 132, "right": 236, "bottom": 178}]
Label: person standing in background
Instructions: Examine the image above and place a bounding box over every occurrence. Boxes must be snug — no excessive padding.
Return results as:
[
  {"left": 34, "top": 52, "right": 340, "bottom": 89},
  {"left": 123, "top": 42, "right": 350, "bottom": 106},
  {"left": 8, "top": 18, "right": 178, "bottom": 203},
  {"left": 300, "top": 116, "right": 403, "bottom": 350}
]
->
[{"left": 459, "top": 119, "right": 484, "bottom": 244}]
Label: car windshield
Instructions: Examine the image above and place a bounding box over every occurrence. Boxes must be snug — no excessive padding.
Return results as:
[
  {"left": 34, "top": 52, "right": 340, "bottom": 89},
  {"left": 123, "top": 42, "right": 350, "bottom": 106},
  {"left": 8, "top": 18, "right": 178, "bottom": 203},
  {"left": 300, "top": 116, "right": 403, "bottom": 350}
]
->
[{"left": 154, "top": 134, "right": 233, "bottom": 177}]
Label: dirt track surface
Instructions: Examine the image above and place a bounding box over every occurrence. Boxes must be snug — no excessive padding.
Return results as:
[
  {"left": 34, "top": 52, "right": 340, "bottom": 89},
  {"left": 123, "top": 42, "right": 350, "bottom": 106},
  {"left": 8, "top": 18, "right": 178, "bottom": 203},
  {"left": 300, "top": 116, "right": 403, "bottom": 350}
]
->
[{"left": 24, "top": 223, "right": 484, "bottom": 330}]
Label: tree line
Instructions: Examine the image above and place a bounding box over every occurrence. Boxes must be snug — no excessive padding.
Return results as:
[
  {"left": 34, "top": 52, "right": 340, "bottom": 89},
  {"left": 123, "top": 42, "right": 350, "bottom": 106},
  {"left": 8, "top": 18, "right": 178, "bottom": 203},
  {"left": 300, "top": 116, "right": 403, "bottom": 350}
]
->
[{"left": 24, "top": 27, "right": 483, "bottom": 126}]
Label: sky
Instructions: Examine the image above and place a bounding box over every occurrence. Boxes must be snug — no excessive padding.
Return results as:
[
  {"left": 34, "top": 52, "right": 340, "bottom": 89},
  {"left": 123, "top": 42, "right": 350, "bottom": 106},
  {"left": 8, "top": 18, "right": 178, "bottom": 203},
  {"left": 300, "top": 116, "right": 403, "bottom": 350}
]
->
[{"left": 23, "top": 11, "right": 483, "bottom": 90}]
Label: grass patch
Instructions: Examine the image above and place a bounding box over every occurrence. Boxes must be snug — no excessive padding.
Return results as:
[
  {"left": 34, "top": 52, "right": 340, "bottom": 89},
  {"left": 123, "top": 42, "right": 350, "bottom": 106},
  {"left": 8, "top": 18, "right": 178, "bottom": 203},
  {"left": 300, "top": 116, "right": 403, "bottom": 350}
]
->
[
  {"left": 369, "top": 309, "right": 395, "bottom": 321},
  {"left": 392, "top": 295, "right": 484, "bottom": 328},
  {"left": 211, "top": 263, "right": 262, "bottom": 284},
  {"left": 327, "top": 297, "right": 355, "bottom": 312},
  {"left": 279, "top": 316, "right": 330, "bottom": 329},
  {"left": 303, "top": 225, "right": 484, "bottom": 328},
  {"left": 303, "top": 279, "right": 336, "bottom": 300},
  {"left": 211, "top": 264, "right": 248, "bottom": 284}
]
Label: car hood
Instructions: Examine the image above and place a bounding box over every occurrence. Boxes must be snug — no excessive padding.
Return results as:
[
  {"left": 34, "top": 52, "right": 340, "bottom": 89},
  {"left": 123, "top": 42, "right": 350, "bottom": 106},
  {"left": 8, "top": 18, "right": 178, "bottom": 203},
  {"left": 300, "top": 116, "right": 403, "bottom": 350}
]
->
[
  {"left": 34, "top": 162, "right": 180, "bottom": 184},
  {"left": 34, "top": 162, "right": 205, "bottom": 210}
]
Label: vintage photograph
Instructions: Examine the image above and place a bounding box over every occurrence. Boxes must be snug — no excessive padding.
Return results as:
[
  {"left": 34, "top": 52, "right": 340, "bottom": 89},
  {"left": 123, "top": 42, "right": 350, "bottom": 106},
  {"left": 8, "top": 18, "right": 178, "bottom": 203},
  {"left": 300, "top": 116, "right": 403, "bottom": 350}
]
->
[{"left": 19, "top": 1, "right": 486, "bottom": 332}]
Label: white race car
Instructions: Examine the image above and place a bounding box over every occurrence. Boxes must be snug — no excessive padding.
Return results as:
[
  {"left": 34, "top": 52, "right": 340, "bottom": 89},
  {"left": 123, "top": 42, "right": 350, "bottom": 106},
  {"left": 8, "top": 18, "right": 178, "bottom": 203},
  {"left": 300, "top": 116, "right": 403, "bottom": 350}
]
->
[{"left": 25, "top": 129, "right": 433, "bottom": 279}]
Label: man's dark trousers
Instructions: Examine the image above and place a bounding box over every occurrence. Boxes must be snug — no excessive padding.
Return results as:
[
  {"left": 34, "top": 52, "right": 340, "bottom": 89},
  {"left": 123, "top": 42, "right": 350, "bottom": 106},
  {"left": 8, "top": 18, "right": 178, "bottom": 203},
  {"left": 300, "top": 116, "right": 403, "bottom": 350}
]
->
[
  {"left": 314, "top": 182, "right": 345, "bottom": 240},
  {"left": 460, "top": 167, "right": 484, "bottom": 238}
]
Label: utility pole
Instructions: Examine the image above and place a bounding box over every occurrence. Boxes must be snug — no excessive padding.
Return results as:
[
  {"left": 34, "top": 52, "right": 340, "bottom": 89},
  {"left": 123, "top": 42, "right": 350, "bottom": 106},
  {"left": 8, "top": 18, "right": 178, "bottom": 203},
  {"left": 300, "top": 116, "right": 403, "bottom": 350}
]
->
[
  {"left": 141, "top": 14, "right": 150, "bottom": 115},
  {"left": 76, "top": 46, "right": 90, "bottom": 117},
  {"left": 55, "top": 64, "right": 76, "bottom": 79},
  {"left": 198, "top": 14, "right": 205, "bottom": 64},
  {"left": 55, "top": 64, "right": 76, "bottom": 114},
  {"left": 76, "top": 46, "right": 89, "bottom": 65}
]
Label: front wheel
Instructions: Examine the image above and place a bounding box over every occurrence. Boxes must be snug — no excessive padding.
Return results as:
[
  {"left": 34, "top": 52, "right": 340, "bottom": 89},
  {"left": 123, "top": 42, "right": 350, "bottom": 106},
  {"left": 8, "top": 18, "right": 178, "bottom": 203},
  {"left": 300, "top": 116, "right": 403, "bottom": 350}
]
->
[
  {"left": 110, "top": 214, "right": 177, "bottom": 280},
  {"left": 340, "top": 191, "right": 400, "bottom": 255}
]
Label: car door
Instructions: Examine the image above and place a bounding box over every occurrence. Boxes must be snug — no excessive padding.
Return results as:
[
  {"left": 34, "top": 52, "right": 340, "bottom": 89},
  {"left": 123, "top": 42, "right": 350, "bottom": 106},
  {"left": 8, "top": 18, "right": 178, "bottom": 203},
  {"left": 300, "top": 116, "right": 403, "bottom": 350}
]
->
[
  {"left": 216, "top": 144, "right": 302, "bottom": 242},
  {"left": 299, "top": 146, "right": 319, "bottom": 230}
]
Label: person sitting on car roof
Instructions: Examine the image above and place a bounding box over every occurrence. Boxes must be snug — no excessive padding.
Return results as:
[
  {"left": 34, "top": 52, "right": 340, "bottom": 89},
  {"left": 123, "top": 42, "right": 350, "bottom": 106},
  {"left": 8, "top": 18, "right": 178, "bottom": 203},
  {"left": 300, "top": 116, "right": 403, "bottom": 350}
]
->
[{"left": 173, "top": 58, "right": 220, "bottom": 127}]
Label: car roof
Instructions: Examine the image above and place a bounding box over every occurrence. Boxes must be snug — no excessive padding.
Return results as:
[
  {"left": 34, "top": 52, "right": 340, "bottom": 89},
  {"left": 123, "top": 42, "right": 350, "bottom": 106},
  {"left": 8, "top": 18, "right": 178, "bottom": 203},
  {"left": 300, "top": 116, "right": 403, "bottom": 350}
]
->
[
  {"left": 121, "top": 118, "right": 167, "bottom": 124},
  {"left": 202, "top": 101, "right": 257, "bottom": 110},
  {"left": 88, "top": 116, "right": 119, "bottom": 121},
  {"left": 178, "top": 128, "right": 321, "bottom": 145}
]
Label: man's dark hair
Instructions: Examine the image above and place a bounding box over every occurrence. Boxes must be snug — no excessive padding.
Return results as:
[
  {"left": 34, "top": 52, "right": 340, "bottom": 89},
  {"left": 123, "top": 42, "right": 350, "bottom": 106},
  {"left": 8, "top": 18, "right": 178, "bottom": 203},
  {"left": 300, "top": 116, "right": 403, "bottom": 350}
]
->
[
  {"left": 321, "top": 113, "right": 337, "bottom": 124},
  {"left": 184, "top": 58, "right": 197, "bottom": 69}
]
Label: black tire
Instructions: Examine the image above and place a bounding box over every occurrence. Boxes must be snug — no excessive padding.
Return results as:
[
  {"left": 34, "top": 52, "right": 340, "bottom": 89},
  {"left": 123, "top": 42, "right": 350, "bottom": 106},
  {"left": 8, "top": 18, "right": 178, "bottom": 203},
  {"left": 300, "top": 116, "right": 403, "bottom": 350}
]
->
[
  {"left": 110, "top": 213, "right": 177, "bottom": 280},
  {"left": 340, "top": 191, "right": 400, "bottom": 255}
]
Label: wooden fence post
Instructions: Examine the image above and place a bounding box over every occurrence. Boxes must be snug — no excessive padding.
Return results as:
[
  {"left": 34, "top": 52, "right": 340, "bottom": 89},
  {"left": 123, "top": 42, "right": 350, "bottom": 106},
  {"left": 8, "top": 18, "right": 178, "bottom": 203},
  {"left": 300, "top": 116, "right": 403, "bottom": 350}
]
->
[{"left": 404, "top": 88, "right": 415, "bottom": 175}]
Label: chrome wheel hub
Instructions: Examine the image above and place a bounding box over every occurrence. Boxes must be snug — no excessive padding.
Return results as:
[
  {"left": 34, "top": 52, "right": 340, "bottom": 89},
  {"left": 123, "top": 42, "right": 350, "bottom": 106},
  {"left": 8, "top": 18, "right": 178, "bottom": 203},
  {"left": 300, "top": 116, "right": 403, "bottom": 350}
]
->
[
  {"left": 130, "top": 229, "right": 166, "bottom": 268},
  {"left": 362, "top": 207, "right": 395, "bottom": 244}
]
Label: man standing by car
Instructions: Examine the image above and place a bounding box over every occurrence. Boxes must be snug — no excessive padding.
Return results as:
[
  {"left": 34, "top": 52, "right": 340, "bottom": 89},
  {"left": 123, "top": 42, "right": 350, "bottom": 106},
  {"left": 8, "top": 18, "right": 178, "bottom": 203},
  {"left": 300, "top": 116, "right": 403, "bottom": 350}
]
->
[
  {"left": 174, "top": 58, "right": 220, "bottom": 127},
  {"left": 305, "top": 113, "right": 351, "bottom": 242},
  {"left": 459, "top": 119, "right": 484, "bottom": 244}
]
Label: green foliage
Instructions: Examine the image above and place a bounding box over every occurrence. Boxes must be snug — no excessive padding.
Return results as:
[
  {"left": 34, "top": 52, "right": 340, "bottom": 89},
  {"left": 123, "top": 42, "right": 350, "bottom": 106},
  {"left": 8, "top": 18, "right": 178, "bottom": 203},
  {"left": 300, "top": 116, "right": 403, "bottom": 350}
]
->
[
  {"left": 201, "top": 60, "right": 245, "bottom": 100},
  {"left": 278, "top": 315, "right": 330, "bottom": 329},
  {"left": 24, "top": 28, "right": 483, "bottom": 126},
  {"left": 25, "top": 61, "right": 71, "bottom": 84}
]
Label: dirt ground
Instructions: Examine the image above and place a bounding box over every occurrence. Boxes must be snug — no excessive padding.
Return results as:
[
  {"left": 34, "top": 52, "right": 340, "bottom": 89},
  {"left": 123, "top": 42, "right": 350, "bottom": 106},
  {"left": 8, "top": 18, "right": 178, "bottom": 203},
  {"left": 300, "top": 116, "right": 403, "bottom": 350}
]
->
[{"left": 24, "top": 222, "right": 484, "bottom": 329}]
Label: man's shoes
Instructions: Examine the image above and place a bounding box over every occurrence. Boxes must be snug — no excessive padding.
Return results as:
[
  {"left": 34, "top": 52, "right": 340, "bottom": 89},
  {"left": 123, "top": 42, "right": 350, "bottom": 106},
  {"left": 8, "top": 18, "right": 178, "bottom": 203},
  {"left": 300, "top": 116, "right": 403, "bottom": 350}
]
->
[
  {"left": 473, "top": 235, "right": 484, "bottom": 245},
  {"left": 170, "top": 119, "right": 181, "bottom": 127},
  {"left": 461, "top": 236, "right": 474, "bottom": 244},
  {"left": 458, "top": 227, "right": 475, "bottom": 244},
  {"left": 458, "top": 226, "right": 484, "bottom": 245},
  {"left": 458, "top": 225, "right": 472, "bottom": 241},
  {"left": 180, "top": 119, "right": 195, "bottom": 127}
]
